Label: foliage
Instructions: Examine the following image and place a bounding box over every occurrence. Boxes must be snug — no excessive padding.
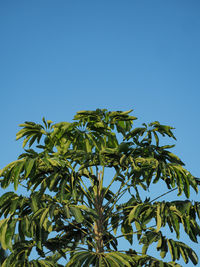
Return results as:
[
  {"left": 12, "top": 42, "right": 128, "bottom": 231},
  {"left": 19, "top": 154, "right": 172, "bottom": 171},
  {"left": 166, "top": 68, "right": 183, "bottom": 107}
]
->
[
  {"left": 0, "top": 245, "right": 7, "bottom": 266},
  {"left": 0, "top": 109, "right": 199, "bottom": 266}
]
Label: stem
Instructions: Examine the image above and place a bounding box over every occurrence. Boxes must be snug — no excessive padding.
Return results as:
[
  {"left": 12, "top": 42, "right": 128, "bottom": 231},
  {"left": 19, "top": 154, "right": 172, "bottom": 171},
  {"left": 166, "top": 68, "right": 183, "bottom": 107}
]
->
[
  {"left": 104, "top": 224, "right": 156, "bottom": 248},
  {"left": 103, "top": 171, "right": 132, "bottom": 212},
  {"left": 150, "top": 187, "right": 177, "bottom": 203}
]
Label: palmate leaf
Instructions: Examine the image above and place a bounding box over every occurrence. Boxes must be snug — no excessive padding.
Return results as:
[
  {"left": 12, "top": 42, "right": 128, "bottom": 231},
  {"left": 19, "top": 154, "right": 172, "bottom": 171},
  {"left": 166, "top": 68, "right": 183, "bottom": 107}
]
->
[
  {"left": 16, "top": 121, "right": 47, "bottom": 148},
  {"left": 66, "top": 251, "right": 96, "bottom": 267},
  {"left": 166, "top": 238, "right": 198, "bottom": 265},
  {"left": 138, "top": 229, "right": 198, "bottom": 265},
  {"left": 153, "top": 162, "right": 198, "bottom": 197},
  {"left": 8, "top": 248, "right": 180, "bottom": 267},
  {"left": 124, "top": 250, "right": 182, "bottom": 267},
  {"left": 126, "top": 198, "right": 200, "bottom": 264},
  {"left": 2, "top": 257, "right": 60, "bottom": 267},
  {"left": 66, "top": 251, "right": 135, "bottom": 267},
  {"left": 128, "top": 199, "right": 200, "bottom": 242}
]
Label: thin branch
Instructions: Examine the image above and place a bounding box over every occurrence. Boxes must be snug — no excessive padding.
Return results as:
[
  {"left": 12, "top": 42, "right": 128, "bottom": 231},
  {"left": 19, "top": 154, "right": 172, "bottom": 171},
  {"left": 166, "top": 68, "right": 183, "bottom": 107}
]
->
[
  {"left": 104, "top": 189, "right": 129, "bottom": 225},
  {"left": 77, "top": 177, "right": 94, "bottom": 205},
  {"left": 150, "top": 187, "right": 177, "bottom": 203},
  {"left": 107, "top": 218, "right": 124, "bottom": 233},
  {"left": 103, "top": 170, "right": 132, "bottom": 212},
  {"left": 104, "top": 224, "right": 156, "bottom": 247},
  {"left": 68, "top": 221, "right": 90, "bottom": 236},
  {"left": 102, "top": 172, "right": 119, "bottom": 199}
]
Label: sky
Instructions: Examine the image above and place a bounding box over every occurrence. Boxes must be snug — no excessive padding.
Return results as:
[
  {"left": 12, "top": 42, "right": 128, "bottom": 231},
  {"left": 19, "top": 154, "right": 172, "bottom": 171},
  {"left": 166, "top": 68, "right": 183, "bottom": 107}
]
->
[{"left": 0, "top": 0, "right": 200, "bottom": 266}]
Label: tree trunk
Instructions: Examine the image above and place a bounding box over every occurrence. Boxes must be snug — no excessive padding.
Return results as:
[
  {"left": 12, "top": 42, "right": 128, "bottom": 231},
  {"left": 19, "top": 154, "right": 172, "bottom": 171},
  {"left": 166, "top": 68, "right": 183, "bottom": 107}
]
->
[{"left": 93, "top": 172, "right": 104, "bottom": 253}]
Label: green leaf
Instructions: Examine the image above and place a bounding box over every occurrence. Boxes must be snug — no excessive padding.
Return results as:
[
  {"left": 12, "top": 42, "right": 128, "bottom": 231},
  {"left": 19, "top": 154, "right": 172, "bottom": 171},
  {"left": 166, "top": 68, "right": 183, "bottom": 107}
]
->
[
  {"left": 105, "top": 253, "right": 124, "bottom": 267},
  {"left": 63, "top": 204, "right": 70, "bottom": 219},
  {"left": 188, "top": 249, "right": 198, "bottom": 265},
  {"left": 111, "top": 252, "right": 132, "bottom": 267},
  {"left": 142, "top": 244, "right": 148, "bottom": 255},
  {"left": 31, "top": 208, "right": 45, "bottom": 222},
  {"left": 135, "top": 221, "right": 142, "bottom": 240},
  {"left": 10, "top": 196, "right": 19, "bottom": 214},
  {"left": 121, "top": 220, "right": 133, "bottom": 245},
  {"left": 70, "top": 207, "right": 84, "bottom": 223},
  {"left": 129, "top": 204, "right": 141, "bottom": 223},
  {"left": 13, "top": 161, "right": 24, "bottom": 190},
  {"left": 126, "top": 127, "right": 146, "bottom": 140},
  {"left": 169, "top": 239, "right": 178, "bottom": 262},
  {"left": 153, "top": 131, "right": 159, "bottom": 146},
  {"left": 157, "top": 237, "right": 162, "bottom": 251},
  {"left": 167, "top": 239, "right": 175, "bottom": 261},
  {"left": 0, "top": 220, "right": 8, "bottom": 250},
  {"left": 104, "top": 255, "right": 120, "bottom": 267},
  {"left": 179, "top": 247, "right": 188, "bottom": 263},
  {"left": 25, "top": 158, "right": 35, "bottom": 178},
  {"left": 82, "top": 254, "right": 96, "bottom": 266},
  {"left": 85, "top": 137, "right": 91, "bottom": 152},
  {"left": 49, "top": 173, "right": 60, "bottom": 191},
  {"left": 111, "top": 214, "right": 120, "bottom": 235},
  {"left": 59, "top": 178, "right": 66, "bottom": 202},
  {"left": 183, "top": 174, "right": 190, "bottom": 198},
  {"left": 170, "top": 211, "right": 180, "bottom": 239},
  {"left": 31, "top": 193, "right": 39, "bottom": 212},
  {"left": 156, "top": 203, "right": 162, "bottom": 232},
  {"left": 40, "top": 208, "right": 49, "bottom": 228}
]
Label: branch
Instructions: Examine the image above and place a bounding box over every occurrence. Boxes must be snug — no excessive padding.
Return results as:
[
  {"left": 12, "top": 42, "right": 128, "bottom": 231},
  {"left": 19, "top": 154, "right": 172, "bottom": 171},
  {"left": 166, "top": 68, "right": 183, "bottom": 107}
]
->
[
  {"left": 104, "top": 224, "right": 156, "bottom": 247},
  {"left": 150, "top": 187, "right": 177, "bottom": 203}
]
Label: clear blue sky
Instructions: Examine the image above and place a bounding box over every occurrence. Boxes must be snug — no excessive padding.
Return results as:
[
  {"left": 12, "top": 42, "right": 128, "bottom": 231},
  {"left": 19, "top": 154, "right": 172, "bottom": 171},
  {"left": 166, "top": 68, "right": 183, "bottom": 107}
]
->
[{"left": 0, "top": 1, "right": 200, "bottom": 265}]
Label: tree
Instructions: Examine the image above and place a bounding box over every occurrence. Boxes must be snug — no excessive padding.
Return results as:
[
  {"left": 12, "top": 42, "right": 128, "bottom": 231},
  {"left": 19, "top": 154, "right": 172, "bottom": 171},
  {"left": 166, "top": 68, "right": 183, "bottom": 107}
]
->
[{"left": 0, "top": 109, "right": 199, "bottom": 266}]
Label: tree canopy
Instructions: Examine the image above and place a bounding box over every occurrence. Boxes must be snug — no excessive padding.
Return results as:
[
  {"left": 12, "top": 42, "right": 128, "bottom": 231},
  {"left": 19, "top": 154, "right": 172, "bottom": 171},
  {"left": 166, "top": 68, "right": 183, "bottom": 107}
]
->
[{"left": 0, "top": 109, "right": 200, "bottom": 266}]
